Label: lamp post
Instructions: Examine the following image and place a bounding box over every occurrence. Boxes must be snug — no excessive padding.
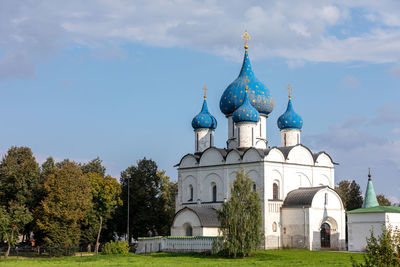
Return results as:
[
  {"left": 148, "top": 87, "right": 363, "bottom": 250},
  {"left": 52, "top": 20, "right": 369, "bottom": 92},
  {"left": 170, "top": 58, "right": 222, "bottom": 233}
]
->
[{"left": 127, "top": 177, "right": 130, "bottom": 243}]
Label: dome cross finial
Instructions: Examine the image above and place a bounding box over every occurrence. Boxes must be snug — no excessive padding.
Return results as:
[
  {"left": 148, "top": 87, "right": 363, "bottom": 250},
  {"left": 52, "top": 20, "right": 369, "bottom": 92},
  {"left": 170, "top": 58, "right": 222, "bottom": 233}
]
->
[
  {"left": 202, "top": 85, "right": 208, "bottom": 99},
  {"left": 242, "top": 30, "right": 251, "bottom": 49},
  {"left": 287, "top": 84, "right": 293, "bottom": 99}
]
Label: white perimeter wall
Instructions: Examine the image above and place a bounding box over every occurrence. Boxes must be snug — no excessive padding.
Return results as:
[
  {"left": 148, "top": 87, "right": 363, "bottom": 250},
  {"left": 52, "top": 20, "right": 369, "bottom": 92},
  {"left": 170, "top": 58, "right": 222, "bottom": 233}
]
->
[{"left": 348, "top": 212, "right": 400, "bottom": 252}]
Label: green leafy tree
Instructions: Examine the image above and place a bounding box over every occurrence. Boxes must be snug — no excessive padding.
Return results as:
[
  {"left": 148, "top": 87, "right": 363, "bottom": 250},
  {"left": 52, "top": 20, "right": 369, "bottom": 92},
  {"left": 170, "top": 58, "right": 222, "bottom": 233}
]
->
[
  {"left": 335, "top": 180, "right": 363, "bottom": 211},
  {"left": 116, "top": 158, "right": 177, "bottom": 240},
  {"left": 81, "top": 157, "right": 106, "bottom": 177},
  {"left": 217, "top": 169, "right": 263, "bottom": 258},
  {"left": 0, "top": 202, "right": 32, "bottom": 258},
  {"left": 158, "top": 170, "right": 178, "bottom": 235},
  {"left": 352, "top": 226, "right": 400, "bottom": 267},
  {"left": 84, "top": 172, "right": 122, "bottom": 253},
  {"left": 376, "top": 194, "right": 392, "bottom": 206},
  {"left": 36, "top": 160, "right": 92, "bottom": 256},
  {"left": 0, "top": 147, "right": 40, "bottom": 238}
]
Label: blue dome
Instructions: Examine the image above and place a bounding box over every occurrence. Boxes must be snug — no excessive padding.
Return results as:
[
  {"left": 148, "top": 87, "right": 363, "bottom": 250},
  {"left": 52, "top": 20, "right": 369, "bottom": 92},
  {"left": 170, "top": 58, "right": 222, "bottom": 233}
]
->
[
  {"left": 192, "top": 99, "right": 217, "bottom": 130},
  {"left": 232, "top": 90, "right": 260, "bottom": 123},
  {"left": 277, "top": 98, "right": 303, "bottom": 130},
  {"left": 220, "top": 49, "right": 273, "bottom": 116}
]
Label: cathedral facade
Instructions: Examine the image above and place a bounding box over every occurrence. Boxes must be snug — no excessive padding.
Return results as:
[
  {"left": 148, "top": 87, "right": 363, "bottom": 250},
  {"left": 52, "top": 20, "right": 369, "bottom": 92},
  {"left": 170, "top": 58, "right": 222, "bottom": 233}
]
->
[{"left": 171, "top": 33, "right": 346, "bottom": 250}]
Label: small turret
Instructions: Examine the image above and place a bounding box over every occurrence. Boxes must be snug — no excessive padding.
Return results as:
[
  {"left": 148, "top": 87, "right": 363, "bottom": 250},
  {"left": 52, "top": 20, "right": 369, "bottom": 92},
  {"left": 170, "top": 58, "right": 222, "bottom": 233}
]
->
[
  {"left": 191, "top": 86, "right": 217, "bottom": 153},
  {"left": 277, "top": 85, "right": 303, "bottom": 147},
  {"left": 362, "top": 169, "right": 379, "bottom": 208}
]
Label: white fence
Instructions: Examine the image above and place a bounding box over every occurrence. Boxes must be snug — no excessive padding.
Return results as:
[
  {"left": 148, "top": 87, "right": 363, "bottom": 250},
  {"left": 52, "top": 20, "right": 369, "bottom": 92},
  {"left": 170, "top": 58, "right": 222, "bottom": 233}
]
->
[{"left": 136, "top": 236, "right": 219, "bottom": 254}]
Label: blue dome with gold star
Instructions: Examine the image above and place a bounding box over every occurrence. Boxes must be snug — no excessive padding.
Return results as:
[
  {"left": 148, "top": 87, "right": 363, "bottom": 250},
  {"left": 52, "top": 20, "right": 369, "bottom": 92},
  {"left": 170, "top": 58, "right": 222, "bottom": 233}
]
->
[
  {"left": 192, "top": 99, "right": 217, "bottom": 130},
  {"left": 277, "top": 98, "right": 303, "bottom": 130},
  {"left": 220, "top": 49, "right": 273, "bottom": 117},
  {"left": 232, "top": 90, "right": 260, "bottom": 124}
]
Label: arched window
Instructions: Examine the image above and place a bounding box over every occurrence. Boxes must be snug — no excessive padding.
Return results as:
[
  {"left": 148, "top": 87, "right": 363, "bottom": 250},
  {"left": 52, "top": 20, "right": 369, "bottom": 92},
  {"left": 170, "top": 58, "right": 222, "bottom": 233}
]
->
[
  {"left": 253, "top": 183, "right": 256, "bottom": 191},
  {"left": 273, "top": 183, "right": 279, "bottom": 200},
  {"left": 211, "top": 182, "right": 217, "bottom": 202},
  {"left": 272, "top": 222, "right": 277, "bottom": 232},
  {"left": 184, "top": 223, "right": 192, "bottom": 236},
  {"left": 188, "top": 185, "right": 193, "bottom": 201}
]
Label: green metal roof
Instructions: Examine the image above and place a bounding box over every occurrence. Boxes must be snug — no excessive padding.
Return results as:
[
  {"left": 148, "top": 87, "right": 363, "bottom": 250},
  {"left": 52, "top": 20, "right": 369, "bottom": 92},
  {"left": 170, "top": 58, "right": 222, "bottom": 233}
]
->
[
  {"left": 347, "top": 206, "right": 400, "bottom": 214},
  {"left": 362, "top": 174, "right": 379, "bottom": 208}
]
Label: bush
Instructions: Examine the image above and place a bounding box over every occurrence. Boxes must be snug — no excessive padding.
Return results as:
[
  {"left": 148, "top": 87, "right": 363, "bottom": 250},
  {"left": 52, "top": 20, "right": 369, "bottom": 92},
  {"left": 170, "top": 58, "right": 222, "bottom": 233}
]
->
[
  {"left": 352, "top": 226, "right": 400, "bottom": 267},
  {"left": 102, "top": 240, "right": 129, "bottom": 255}
]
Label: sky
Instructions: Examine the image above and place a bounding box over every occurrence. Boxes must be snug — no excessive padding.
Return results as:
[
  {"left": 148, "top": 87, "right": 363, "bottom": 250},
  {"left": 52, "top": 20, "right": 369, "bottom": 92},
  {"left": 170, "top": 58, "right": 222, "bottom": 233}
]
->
[{"left": 0, "top": 0, "right": 399, "bottom": 203}]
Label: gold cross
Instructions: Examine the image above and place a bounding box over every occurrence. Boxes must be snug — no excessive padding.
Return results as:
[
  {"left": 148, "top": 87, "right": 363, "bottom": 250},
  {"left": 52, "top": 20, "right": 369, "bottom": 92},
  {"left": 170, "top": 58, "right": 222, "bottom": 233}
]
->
[
  {"left": 287, "top": 84, "right": 293, "bottom": 99},
  {"left": 243, "top": 76, "right": 250, "bottom": 93},
  {"left": 202, "top": 85, "right": 208, "bottom": 99},
  {"left": 242, "top": 30, "right": 251, "bottom": 49}
]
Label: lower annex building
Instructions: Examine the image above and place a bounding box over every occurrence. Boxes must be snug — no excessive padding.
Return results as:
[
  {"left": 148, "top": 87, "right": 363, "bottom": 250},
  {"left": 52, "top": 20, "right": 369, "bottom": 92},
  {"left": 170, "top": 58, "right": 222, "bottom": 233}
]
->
[{"left": 171, "top": 32, "right": 346, "bottom": 250}]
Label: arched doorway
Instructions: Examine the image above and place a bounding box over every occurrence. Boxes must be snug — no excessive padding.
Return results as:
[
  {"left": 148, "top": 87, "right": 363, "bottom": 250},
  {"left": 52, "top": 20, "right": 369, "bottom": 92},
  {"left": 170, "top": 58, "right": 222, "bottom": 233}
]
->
[
  {"left": 183, "top": 223, "right": 192, "bottom": 236},
  {"left": 320, "top": 223, "right": 331, "bottom": 248}
]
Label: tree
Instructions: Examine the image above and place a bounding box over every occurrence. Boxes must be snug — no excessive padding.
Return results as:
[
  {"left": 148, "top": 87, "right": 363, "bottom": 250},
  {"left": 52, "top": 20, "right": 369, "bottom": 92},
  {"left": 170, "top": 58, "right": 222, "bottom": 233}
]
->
[
  {"left": 36, "top": 160, "right": 92, "bottom": 256},
  {"left": 158, "top": 170, "right": 178, "bottom": 235},
  {"left": 217, "top": 169, "right": 263, "bottom": 258},
  {"left": 376, "top": 194, "right": 392, "bottom": 206},
  {"left": 335, "top": 180, "right": 363, "bottom": 211},
  {"left": 0, "top": 147, "right": 40, "bottom": 238},
  {"left": 116, "top": 158, "right": 177, "bottom": 240},
  {"left": 81, "top": 157, "right": 106, "bottom": 177},
  {"left": 0, "top": 202, "right": 32, "bottom": 258},
  {"left": 352, "top": 226, "right": 400, "bottom": 267},
  {"left": 85, "top": 172, "right": 122, "bottom": 253}
]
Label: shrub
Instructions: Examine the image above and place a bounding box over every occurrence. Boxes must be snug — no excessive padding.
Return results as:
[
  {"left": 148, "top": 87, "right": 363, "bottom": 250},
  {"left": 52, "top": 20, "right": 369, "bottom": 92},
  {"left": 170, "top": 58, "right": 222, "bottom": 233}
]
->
[
  {"left": 102, "top": 240, "right": 129, "bottom": 255},
  {"left": 352, "top": 226, "right": 400, "bottom": 267}
]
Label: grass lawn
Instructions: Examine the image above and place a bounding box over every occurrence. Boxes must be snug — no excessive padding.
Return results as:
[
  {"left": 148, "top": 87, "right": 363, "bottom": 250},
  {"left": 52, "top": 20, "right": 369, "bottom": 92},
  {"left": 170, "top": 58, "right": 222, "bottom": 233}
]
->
[{"left": 0, "top": 249, "right": 364, "bottom": 267}]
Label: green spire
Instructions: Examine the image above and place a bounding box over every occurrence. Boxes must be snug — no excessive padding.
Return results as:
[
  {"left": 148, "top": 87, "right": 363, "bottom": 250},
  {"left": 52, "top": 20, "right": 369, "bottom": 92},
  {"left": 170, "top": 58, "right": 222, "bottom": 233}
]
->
[{"left": 362, "top": 169, "right": 379, "bottom": 208}]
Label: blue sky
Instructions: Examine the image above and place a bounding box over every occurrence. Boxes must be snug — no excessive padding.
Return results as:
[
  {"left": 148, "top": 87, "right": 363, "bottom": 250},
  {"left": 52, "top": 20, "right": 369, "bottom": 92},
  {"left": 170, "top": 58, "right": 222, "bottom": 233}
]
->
[{"left": 0, "top": 1, "right": 399, "bottom": 202}]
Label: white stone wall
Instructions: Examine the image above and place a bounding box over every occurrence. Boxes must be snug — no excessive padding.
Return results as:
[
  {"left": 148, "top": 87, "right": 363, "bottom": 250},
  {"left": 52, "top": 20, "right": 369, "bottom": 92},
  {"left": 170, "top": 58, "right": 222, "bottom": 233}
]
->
[
  {"left": 195, "top": 129, "right": 214, "bottom": 153},
  {"left": 237, "top": 123, "right": 257, "bottom": 148},
  {"left": 348, "top": 212, "right": 400, "bottom": 252},
  {"left": 281, "top": 129, "right": 301, "bottom": 147}
]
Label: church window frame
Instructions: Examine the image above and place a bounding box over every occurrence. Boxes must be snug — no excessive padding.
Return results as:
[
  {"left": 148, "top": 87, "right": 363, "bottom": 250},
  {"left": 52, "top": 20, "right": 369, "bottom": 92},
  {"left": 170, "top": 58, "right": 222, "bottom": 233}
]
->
[
  {"left": 324, "top": 193, "right": 328, "bottom": 206},
  {"left": 272, "top": 222, "right": 277, "bottom": 232},
  {"left": 211, "top": 182, "right": 217, "bottom": 202},
  {"left": 297, "top": 133, "right": 300, "bottom": 144},
  {"left": 188, "top": 184, "right": 193, "bottom": 202},
  {"left": 273, "top": 182, "right": 279, "bottom": 200}
]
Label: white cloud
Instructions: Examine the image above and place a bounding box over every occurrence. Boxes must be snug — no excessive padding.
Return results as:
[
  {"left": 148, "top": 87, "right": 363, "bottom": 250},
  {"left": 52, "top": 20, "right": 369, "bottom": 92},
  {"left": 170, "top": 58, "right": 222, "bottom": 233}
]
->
[{"left": 1, "top": 1, "right": 400, "bottom": 79}]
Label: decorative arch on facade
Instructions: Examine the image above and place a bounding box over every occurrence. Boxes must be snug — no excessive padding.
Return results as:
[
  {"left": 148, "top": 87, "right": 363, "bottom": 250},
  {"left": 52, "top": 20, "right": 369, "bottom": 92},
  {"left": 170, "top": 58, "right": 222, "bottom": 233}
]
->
[
  {"left": 242, "top": 147, "right": 264, "bottom": 162},
  {"left": 182, "top": 175, "right": 197, "bottom": 202},
  {"left": 314, "top": 152, "right": 334, "bottom": 167},
  {"left": 286, "top": 145, "right": 314, "bottom": 165},
  {"left": 296, "top": 172, "right": 311, "bottom": 187},
  {"left": 247, "top": 169, "right": 262, "bottom": 197},
  {"left": 265, "top": 148, "right": 285, "bottom": 162},
  {"left": 199, "top": 147, "right": 225, "bottom": 166},
  {"left": 269, "top": 170, "right": 282, "bottom": 200},
  {"left": 203, "top": 173, "right": 223, "bottom": 202},
  {"left": 179, "top": 154, "right": 198, "bottom": 168},
  {"left": 226, "top": 149, "right": 241, "bottom": 164}
]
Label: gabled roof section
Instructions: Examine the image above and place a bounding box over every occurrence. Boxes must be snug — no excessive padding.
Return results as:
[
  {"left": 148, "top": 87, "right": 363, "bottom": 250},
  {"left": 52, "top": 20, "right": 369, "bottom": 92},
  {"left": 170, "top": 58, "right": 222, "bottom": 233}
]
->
[{"left": 283, "top": 186, "right": 329, "bottom": 208}]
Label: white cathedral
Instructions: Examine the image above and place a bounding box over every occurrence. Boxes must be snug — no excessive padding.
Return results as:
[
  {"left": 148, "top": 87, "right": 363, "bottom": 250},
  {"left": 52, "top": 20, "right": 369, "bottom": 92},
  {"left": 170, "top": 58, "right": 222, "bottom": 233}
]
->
[{"left": 170, "top": 32, "right": 346, "bottom": 250}]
